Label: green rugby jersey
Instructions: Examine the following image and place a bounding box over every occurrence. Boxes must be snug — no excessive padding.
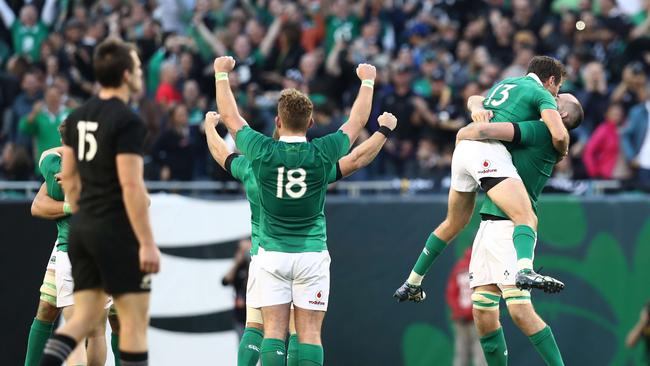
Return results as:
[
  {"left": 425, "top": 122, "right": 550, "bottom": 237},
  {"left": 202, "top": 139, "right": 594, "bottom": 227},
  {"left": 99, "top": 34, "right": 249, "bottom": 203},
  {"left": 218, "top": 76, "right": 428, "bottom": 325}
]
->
[
  {"left": 38, "top": 151, "right": 70, "bottom": 248},
  {"left": 235, "top": 126, "right": 350, "bottom": 253},
  {"left": 480, "top": 121, "right": 559, "bottom": 218},
  {"left": 11, "top": 21, "right": 49, "bottom": 61},
  {"left": 230, "top": 155, "right": 342, "bottom": 256},
  {"left": 483, "top": 74, "right": 557, "bottom": 124}
]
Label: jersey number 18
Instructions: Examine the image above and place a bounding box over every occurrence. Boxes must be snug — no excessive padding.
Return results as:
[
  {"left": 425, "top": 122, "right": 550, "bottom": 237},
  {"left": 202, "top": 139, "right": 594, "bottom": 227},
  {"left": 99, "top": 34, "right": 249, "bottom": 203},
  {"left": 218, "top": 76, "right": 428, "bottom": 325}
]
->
[
  {"left": 276, "top": 167, "right": 307, "bottom": 198},
  {"left": 77, "top": 121, "right": 99, "bottom": 161}
]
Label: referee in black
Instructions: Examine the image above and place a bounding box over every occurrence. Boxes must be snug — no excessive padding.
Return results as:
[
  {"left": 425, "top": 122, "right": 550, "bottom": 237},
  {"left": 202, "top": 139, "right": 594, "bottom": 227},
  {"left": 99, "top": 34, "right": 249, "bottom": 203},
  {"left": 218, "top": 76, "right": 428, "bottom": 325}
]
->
[{"left": 40, "top": 38, "right": 160, "bottom": 366}]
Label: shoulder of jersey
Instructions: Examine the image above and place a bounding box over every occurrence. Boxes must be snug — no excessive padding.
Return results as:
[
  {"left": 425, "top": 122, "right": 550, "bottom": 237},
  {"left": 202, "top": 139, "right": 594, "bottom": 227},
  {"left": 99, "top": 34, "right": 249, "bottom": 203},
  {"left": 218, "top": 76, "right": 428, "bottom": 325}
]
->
[{"left": 38, "top": 149, "right": 61, "bottom": 170}]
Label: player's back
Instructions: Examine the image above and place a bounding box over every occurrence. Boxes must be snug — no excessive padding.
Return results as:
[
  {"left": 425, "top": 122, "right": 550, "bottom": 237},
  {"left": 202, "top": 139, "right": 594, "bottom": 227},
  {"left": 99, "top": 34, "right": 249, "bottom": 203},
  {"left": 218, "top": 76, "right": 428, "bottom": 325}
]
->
[
  {"left": 484, "top": 75, "right": 557, "bottom": 123},
  {"left": 64, "top": 96, "right": 146, "bottom": 219},
  {"left": 237, "top": 126, "right": 349, "bottom": 253}
]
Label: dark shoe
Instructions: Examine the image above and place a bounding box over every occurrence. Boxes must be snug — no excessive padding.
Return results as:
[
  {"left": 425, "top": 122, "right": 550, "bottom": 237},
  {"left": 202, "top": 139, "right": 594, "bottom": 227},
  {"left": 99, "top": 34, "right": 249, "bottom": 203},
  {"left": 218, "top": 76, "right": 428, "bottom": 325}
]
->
[
  {"left": 393, "top": 282, "right": 427, "bottom": 302},
  {"left": 515, "top": 269, "right": 564, "bottom": 293}
]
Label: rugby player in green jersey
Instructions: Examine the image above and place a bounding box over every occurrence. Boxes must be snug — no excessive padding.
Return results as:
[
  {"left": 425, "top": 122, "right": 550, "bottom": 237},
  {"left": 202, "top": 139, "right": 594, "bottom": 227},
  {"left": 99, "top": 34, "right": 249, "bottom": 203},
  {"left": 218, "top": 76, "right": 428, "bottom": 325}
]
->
[
  {"left": 214, "top": 55, "right": 377, "bottom": 366},
  {"left": 28, "top": 122, "right": 117, "bottom": 366},
  {"left": 205, "top": 109, "right": 396, "bottom": 366},
  {"left": 452, "top": 93, "right": 583, "bottom": 366},
  {"left": 395, "top": 56, "right": 570, "bottom": 302}
]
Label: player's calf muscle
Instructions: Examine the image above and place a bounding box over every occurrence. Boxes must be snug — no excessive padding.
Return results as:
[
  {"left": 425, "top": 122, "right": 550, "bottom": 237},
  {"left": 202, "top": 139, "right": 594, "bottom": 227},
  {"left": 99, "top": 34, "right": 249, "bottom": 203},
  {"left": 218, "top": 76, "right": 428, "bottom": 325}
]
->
[{"left": 36, "top": 301, "right": 59, "bottom": 322}]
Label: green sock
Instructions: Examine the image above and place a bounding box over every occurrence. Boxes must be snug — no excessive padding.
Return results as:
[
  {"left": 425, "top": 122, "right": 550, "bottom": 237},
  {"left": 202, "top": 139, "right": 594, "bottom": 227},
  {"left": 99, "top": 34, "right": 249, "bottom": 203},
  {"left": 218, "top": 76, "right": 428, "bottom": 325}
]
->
[
  {"left": 480, "top": 327, "right": 508, "bottom": 366},
  {"left": 111, "top": 333, "right": 121, "bottom": 366},
  {"left": 287, "top": 334, "right": 299, "bottom": 366},
  {"left": 260, "top": 338, "right": 286, "bottom": 366},
  {"left": 24, "top": 318, "right": 53, "bottom": 366},
  {"left": 298, "top": 343, "right": 323, "bottom": 366},
  {"left": 529, "top": 326, "right": 564, "bottom": 366},
  {"left": 513, "top": 225, "right": 536, "bottom": 271},
  {"left": 238, "top": 327, "right": 264, "bottom": 366},
  {"left": 408, "top": 233, "right": 447, "bottom": 285}
]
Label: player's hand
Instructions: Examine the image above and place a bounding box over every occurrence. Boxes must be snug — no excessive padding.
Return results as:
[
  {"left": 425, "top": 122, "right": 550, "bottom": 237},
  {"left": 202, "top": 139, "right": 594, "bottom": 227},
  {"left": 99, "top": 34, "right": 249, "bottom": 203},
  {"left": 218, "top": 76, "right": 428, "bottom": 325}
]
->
[
  {"left": 356, "top": 63, "right": 376, "bottom": 81},
  {"left": 139, "top": 244, "right": 161, "bottom": 273},
  {"left": 377, "top": 112, "right": 397, "bottom": 131},
  {"left": 214, "top": 56, "right": 236, "bottom": 73},
  {"left": 471, "top": 109, "right": 493, "bottom": 123},
  {"left": 204, "top": 111, "right": 220, "bottom": 130}
]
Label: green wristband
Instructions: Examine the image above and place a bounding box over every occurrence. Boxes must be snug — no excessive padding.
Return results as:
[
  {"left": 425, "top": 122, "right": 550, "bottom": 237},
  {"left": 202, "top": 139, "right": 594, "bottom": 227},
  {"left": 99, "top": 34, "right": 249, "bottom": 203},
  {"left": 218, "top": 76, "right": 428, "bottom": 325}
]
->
[
  {"left": 361, "top": 79, "right": 374, "bottom": 88},
  {"left": 63, "top": 202, "right": 72, "bottom": 215},
  {"left": 215, "top": 72, "right": 229, "bottom": 81}
]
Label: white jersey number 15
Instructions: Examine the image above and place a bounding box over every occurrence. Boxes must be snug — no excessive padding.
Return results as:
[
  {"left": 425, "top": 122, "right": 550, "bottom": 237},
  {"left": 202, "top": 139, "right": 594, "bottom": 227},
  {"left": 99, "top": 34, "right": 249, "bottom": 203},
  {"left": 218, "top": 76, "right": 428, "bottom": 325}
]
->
[{"left": 77, "top": 121, "right": 99, "bottom": 161}]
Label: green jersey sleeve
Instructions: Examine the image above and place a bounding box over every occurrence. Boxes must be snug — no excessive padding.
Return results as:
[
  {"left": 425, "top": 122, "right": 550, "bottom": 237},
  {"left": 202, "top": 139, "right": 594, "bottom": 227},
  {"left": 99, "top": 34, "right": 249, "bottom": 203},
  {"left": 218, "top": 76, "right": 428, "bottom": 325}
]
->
[
  {"left": 534, "top": 89, "right": 557, "bottom": 112},
  {"left": 229, "top": 155, "right": 251, "bottom": 182},
  {"left": 235, "top": 126, "right": 273, "bottom": 160},
  {"left": 327, "top": 162, "right": 342, "bottom": 183},
  {"left": 38, "top": 152, "right": 64, "bottom": 201},
  {"left": 312, "top": 130, "right": 351, "bottom": 164},
  {"left": 516, "top": 120, "right": 551, "bottom": 147}
]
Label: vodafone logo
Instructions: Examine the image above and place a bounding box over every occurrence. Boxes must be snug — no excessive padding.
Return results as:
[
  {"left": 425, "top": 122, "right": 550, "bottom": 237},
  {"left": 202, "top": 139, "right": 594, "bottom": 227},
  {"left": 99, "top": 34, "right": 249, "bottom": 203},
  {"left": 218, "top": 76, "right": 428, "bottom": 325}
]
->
[
  {"left": 478, "top": 159, "right": 497, "bottom": 174},
  {"left": 482, "top": 160, "right": 491, "bottom": 168},
  {"left": 317, "top": 291, "right": 322, "bottom": 299},
  {"left": 309, "top": 290, "right": 326, "bottom": 306}
]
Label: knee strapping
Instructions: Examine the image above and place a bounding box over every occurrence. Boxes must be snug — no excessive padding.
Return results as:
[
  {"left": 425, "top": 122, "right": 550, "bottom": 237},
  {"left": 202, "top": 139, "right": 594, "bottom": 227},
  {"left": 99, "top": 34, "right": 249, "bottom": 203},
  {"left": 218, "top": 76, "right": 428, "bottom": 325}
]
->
[
  {"left": 246, "top": 306, "right": 264, "bottom": 325},
  {"left": 472, "top": 291, "right": 501, "bottom": 311},
  {"left": 502, "top": 288, "right": 531, "bottom": 305}
]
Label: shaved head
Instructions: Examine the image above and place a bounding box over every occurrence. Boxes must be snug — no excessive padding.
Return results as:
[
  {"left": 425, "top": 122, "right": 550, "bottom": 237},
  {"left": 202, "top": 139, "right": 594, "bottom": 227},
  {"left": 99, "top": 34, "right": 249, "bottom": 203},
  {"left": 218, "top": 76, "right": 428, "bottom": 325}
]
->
[{"left": 557, "top": 93, "right": 583, "bottom": 130}]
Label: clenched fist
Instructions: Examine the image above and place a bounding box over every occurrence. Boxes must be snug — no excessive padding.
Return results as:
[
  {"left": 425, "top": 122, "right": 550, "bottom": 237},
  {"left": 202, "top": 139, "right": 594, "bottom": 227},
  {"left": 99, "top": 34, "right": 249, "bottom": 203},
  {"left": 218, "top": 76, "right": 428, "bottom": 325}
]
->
[
  {"left": 377, "top": 112, "right": 397, "bottom": 131},
  {"left": 204, "top": 111, "right": 220, "bottom": 130},
  {"left": 356, "top": 63, "right": 376, "bottom": 81},
  {"left": 214, "top": 56, "right": 236, "bottom": 73}
]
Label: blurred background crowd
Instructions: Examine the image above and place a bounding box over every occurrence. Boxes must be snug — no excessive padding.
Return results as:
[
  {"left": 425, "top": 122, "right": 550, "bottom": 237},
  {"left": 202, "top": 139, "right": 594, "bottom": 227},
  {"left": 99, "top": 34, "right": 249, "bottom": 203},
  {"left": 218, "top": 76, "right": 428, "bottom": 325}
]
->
[{"left": 0, "top": 0, "right": 649, "bottom": 193}]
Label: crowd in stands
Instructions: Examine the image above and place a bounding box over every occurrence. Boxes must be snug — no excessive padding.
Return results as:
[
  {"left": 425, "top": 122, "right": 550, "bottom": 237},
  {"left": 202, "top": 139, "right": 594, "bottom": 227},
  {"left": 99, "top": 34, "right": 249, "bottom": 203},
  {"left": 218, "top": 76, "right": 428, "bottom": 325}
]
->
[{"left": 0, "top": 0, "right": 649, "bottom": 193}]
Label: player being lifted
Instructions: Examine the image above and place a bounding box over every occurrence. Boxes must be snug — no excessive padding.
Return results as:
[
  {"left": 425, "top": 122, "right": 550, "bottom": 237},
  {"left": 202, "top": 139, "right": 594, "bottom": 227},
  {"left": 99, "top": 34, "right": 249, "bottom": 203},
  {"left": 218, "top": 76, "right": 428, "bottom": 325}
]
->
[
  {"left": 204, "top": 106, "right": 397, "bottom": 366},
  {"left": 40, "top": 38, "right": 160, "bottom": 366},
  {"left": 28, "top": 122, "right": 116, "bottom": 366},
  {"left": 454, "top": 92, "right": 583, "bottom": 365},
  {"left": 394, "top": 56, "right": 569, "bottom": 303},
  {"left": 214, "top": 55, "right": 381, "bottom": 366}
]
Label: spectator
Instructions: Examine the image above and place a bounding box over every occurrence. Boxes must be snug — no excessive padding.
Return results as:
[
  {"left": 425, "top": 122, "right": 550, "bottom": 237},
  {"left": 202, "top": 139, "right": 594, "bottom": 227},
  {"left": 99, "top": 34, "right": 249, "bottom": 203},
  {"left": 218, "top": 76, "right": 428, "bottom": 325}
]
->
[
  {"left": 0, "top": 142, "right": 31, "bottom": 180},
  {"left": 325, "top": 0, "right": 360, "bottom": 55},
  {"left": 576, "top": 61, "right": 610, "bottom": 134},
  {"left": 10, "top": 70, "right": 43, "bottom": 140},
  {"left": 622, "top": 87, "right": 650, "bottom": 187},
  {"left": 155, "top": 61, "right": 182, "bottom": 109},
  {"left": 611, "top": 62, "right": 647, "bottom": 112},
  {"left": 626, "top": 300, "right": 650, "bottom": 363},
  {"left": 0, "top": 0, "right": 56, "bottom": 61},
  {"left": 153, "top": 104, "right": 196, "bottom": 181},
  {"left": 18, "top": 86, "right": 70, "bottom": 169},
  {"left": 446, "top": 248, "right": 487, "bottom": 366},
  {"left": 583, "top": 103, "right": 630, "bottom": 180},
  {"left": 222, "top": 239, "right": 252, "bottom": 339}
]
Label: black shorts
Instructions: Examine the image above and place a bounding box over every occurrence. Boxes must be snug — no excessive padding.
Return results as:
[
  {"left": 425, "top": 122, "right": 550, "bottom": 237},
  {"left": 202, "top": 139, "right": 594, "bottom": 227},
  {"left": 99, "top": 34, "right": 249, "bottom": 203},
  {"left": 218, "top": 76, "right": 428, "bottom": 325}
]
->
[{"left": 68, "top": 214, "right": 151, "bottom": 295}]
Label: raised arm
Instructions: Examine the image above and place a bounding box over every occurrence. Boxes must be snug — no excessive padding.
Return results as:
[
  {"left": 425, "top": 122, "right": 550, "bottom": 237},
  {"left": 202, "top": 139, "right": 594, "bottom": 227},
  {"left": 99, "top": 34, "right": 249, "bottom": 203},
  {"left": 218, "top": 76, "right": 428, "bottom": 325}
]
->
[
  {"left": 0, "top": 0, "right": 15, "bottom": 28},
  {"left": 626, "top": 306, "right": 649, "bottom": 348},
  {"left": 339, "top": 63, "right": 376, "bottom": 146},
  {"left": 60, "top": 146, "right": 81, "bottom": 212},
  {"left": 338, "top": 112, "right": 396, "bottom": 177},
  {"left": 194, "top": 17, "right": 227, "bottom": 56},
  {"left": 31, "top": 183, "right": 66, "bottom": 219},
  {"left": 540, "top": 108, "right": 569, "bottom": 157},
  {"left": 41, "top": 0, "right": 57, "bottom": 26},
  {"left": 204, "top": 111, "right": 230, "bottom": 169},
  {"left": 213, "top": 56, "right": 248, "bottom": 138},
  {"left": 117, "top": 154, "right": 160, "bottom": 273},
  {"left": 456, "top": 122, "right": 515, "bottom": 143}
]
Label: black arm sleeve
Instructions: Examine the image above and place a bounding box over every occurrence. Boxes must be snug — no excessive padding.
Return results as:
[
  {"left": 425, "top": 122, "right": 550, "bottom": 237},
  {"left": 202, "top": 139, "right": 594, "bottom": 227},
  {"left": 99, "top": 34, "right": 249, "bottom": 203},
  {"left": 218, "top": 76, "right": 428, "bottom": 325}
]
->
[
  {"left": 511, "top": 123, "right": 521, "bottom": 144},
  {"left": 336, "top": 162, "right": 343, "bottom": 181},
  {"left": 225, "top": 153, "right": 240, "bottom": 174}
]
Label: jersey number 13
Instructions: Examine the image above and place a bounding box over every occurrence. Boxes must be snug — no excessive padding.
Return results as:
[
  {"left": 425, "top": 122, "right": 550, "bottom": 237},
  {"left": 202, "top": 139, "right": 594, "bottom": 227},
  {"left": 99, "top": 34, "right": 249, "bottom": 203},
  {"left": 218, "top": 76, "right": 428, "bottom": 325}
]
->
[
  {"left": 77, "top": 121, "right": 99, "bottom": 161},
  {"left": 276, "top": 167, "right": 307, "bottom": 198}
]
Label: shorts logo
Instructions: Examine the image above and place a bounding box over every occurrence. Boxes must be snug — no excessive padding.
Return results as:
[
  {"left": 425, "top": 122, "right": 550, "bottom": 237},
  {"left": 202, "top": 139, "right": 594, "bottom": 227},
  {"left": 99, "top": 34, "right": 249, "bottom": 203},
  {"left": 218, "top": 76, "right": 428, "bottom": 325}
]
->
[
  {"left": 469, "top": 272, "right": 474, "bottom": 281},
  {"left": 504, "top": 270, "right": 510, "bottom": 279},
  {"left": 309, "top": 290, "right": 326, "bottom": 306},
  {"left": 140, "top": 274, "right": 152, "bottom": 290},
  {"left": 478, "top": 159, "right": 497, "bottom": 174}
]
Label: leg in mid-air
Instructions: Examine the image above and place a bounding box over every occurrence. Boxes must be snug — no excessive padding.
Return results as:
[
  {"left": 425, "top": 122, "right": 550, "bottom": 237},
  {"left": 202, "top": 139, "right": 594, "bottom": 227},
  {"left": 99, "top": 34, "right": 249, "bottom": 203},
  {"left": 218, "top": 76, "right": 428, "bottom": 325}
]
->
[
  {"left": 112, "top": 293, "right": 152, "bottom": 366},
  {"left": 294, "top": 306, "right": 326, "bottom": 366},
  {"left": 108, "top": 307, "right": 121, "bottom": 366},
  {"left": 484, "top": 178, "right": 564, "bottom": 293},
  {"left": 472, "top": 285, "right": 508, "bottom": 366},
  {"left": 287, "top": 307, "right": 299, "bottom": 366},
  {"left": 502, "top": 287, "right": 564, "bottom": 366},
  {"left": 40, "top": 289, "right": 107, "bottom": 366},
  {"left": 238, "top": 306, "right": 264, "bottom": 366},
  {"left": 25, "top": 260, "right": 61, "bottom": 366},
  {"left": 394, "top": 189, "right": 476, "bottom": 302},
  {"left": 260, "top": 303, "right": 291, "bottom": 366}
]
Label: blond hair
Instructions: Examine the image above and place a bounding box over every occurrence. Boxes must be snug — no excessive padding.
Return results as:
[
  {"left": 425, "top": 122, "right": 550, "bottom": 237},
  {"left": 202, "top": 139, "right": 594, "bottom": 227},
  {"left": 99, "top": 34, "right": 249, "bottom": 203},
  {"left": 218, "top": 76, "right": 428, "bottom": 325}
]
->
[{"left": 277, "top": 88, "right": 313, "bottom": 133}]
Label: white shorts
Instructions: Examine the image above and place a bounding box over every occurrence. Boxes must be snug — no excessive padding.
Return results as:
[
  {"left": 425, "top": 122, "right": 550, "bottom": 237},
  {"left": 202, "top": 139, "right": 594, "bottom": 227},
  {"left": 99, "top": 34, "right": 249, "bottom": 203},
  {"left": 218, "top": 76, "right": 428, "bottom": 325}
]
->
[
  {"left": 469, "top": 220, "right": 536, "bottom": 289},
  {"left": 46, "top": 244, "right": 57, "bottom": 271},
  {"left": 55, "top": 250, "right": 113, "bottom": 309},
  {"left": 247, "top": 248, "right": 330, "bottom": 311},
  {"left": 451, "top": 140, "right": 521, "bottom": 192},
  {"left": 246, "top": 255, "right": 260, "bottom": 304}
]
